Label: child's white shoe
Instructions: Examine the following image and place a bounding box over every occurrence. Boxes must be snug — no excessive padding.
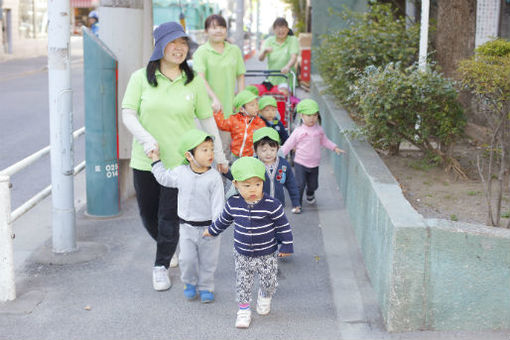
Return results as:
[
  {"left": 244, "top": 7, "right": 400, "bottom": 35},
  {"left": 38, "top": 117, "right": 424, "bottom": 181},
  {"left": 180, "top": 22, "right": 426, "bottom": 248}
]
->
[
  {"left": 235, "top": 308, "right": 252, "bottom": 328},
  {"left": 256, "top": 291, "right": 272, "bottom": 315}
]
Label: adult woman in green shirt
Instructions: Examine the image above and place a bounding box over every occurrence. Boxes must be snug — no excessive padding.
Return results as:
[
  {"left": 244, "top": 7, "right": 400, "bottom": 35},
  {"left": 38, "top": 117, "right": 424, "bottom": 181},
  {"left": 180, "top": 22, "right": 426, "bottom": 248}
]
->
[
  {"left": 192, "top": 14, "right": 246, "bottom": 160},
  {"left": 122, "top": 22, "right": 227, "bottom": 291},
  {"left": 259, "top": 17, "right": 299, "bottom": 92}
]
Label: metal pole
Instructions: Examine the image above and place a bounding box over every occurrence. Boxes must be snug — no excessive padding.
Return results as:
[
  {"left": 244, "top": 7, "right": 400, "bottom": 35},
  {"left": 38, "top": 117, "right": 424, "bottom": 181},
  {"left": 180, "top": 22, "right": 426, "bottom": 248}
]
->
[
  {"left": 405, "top": 0, "right": 416, "bottom": 28},
  {"left": 256, "top": 0, "right": 260, "bottom": 49},
  {"left": 235, "top": 0, "right": 244, "bottom": 53},
  {"left": 48, "top": 0, "right": 76, "bottom": 253},
  {"left": 418, "top": 0, "right": 429, "bottom": 72},
  {"left": 0, "top": 175, "right": 15, "bottom": 302},
  {"left": 32, "top": 0, "right": 36, "bottom": 38}
]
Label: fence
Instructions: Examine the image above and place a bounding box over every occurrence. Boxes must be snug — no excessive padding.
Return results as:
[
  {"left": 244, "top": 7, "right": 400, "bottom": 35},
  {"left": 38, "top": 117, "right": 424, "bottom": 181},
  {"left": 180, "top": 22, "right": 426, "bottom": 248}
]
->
[{"left": 0, "top": 127, "right": 85, "bottom": 302}]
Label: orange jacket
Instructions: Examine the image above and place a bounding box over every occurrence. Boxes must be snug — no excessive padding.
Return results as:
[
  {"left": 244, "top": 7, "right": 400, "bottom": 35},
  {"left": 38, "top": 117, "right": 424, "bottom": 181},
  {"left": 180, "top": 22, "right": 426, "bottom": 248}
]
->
[{"left": 214, "top": 111, "right": 266, "bottom": 157}]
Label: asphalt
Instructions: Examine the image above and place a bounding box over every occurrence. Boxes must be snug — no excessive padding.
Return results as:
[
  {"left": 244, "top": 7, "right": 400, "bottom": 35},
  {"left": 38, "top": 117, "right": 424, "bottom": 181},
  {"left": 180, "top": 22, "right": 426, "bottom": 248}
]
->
[{"left": 2, "top": 49, "right": 510, "bottom": 340}]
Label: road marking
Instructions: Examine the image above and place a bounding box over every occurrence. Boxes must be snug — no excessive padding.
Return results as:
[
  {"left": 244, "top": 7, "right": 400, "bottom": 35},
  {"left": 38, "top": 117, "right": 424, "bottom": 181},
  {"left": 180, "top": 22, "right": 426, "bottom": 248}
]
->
[{"left": 0, "top": 58, "right": 83, "bottom": 83}]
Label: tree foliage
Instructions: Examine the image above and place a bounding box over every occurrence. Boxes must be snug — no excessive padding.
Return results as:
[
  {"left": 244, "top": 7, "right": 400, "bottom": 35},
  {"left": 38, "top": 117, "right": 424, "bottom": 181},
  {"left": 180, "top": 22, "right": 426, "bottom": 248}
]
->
[
  {"left": 315, "top": 3, "right": 420, "bottom": 106},
  {"left": 351, "top": 63, "right": 466, "bottom": 174}
]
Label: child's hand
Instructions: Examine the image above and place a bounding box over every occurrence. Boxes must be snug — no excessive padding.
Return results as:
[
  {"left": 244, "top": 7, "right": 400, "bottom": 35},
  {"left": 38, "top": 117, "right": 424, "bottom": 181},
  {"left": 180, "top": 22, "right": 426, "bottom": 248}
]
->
[
  {"left": 291, "top": 206, "right": 301, "bottom": 214},
  {"left": 149, "top": 147, "right": 160, "bottom": 162},
  {"left": 202, "top": 229, "right": 212, "bottom": 238},
  {"left": 217, "top": 163, "right": 229, "bottom": 174},
  {"left": 278, "top": 252, "right": 292, "bottom": 258},
  {"left": 334, "top": 147, "right": 346, "bottom": 155}
]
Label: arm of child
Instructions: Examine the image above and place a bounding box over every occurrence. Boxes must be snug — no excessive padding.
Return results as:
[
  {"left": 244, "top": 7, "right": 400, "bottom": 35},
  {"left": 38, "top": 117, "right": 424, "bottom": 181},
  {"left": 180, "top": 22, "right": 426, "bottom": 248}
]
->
[
  {"left": 281, "top": 158, "right": 301, "bottom": 210},
  {"left": 278, "top": 120, "right": 289, "bottom": 145},
  {"left": 211, "top": 172, "right": 226, "bottom": 222},
  {"left": 271, "top": 203, "right": 294, "bottom": 255},
  {"left": 204, "top": 201, "right": 235, "bottom": 237},
  {"left": 213, "top": 110, "right": 233, "bottom": 132},
  {"left": 151, "top": 160, "right": 179, "bottom": 188},
  {"left": 320, "top": 130, "right": 346, "bottom": 155},
  {"left": 280, "top": 128, "right": 299, "bottom": 156}
]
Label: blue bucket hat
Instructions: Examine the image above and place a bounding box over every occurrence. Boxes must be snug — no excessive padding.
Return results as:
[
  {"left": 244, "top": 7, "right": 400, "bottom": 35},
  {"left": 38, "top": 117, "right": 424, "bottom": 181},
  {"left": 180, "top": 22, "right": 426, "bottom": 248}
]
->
[{"left": 150, "top": 22, "right": 188, "bottom": 61}]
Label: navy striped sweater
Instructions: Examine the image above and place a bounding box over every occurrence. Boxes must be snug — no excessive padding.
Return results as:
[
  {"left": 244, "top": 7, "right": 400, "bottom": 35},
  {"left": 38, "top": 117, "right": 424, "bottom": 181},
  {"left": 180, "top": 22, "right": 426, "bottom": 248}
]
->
[{"left": 208, "top": 193, "right": 294, "bottom": 257}]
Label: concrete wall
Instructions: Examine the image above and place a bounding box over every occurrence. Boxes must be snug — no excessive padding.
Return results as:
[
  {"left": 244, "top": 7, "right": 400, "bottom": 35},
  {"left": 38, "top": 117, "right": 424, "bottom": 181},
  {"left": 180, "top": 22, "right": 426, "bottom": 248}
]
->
[{"left": 312, "top": 74, "right": 510, "bottom": 332}]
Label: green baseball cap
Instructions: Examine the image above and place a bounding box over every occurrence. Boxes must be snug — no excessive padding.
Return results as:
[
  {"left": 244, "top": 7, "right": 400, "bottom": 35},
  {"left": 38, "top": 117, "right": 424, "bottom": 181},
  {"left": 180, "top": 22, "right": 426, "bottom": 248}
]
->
[
  {"left": 258, "top": 96, "right": 277, "bottom": 110},
  {"left": 230, "top": 157, "right": 266, "bottom": 182},
  {"left": 179, "top": 129, "right": 212, "bottom": 164},
  {"left": 253, "top": 127, "right": 280, "bottom": 144},
  {"left": 233, "top": 90, "right": 258, "bottom": 109},
  {"left": 245, "top": 85, "right": 260, "bottom": 96},
  {"left": 296, "top": 98, "right": 320, "bottom": 115}
]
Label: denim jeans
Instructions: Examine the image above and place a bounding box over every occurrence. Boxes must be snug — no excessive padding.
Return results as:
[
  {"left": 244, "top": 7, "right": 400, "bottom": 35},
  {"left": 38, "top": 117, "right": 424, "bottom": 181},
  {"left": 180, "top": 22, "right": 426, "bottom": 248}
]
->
[{"left": 293, "top": 163, "right": 319, "bottom": 205}]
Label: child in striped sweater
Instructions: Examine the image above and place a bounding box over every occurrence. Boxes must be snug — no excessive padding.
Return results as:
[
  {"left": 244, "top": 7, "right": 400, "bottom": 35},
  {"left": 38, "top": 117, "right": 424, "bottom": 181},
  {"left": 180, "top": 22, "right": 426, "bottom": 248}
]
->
[{"left": 203, "top": 157, "right": 294, "bottom": 329}]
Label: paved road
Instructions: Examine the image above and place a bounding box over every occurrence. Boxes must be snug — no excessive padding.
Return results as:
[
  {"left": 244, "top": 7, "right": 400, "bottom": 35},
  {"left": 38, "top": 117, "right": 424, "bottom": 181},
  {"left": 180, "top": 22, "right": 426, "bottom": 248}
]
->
[{"left": 0, "top": 41, "right": 85, "bottom": 210}]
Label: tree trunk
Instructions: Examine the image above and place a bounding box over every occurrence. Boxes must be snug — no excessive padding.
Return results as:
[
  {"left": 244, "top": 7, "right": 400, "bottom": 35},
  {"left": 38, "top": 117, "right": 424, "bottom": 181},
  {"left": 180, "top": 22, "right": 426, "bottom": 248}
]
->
[{"left": 435, "top": 0, "right": 476, "bottom": 79}]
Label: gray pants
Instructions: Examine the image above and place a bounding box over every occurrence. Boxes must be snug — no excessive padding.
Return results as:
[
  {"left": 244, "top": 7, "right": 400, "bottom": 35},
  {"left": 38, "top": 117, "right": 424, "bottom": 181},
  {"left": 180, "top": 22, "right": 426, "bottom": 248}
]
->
[{"left": 179, "top": 224, "right": 221, "bottom": 291}]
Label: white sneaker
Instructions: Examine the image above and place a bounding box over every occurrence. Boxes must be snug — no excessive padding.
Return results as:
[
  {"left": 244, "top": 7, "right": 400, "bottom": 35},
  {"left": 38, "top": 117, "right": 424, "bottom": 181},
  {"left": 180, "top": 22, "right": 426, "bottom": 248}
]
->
[
  {"left": 152, "top": 266, "right": 171, "bottom": 291},
  {"left": 235, "top": 309, "right": 252, "bottom": 328},
  {"left": 169, "top": 254, "right": 179, "bottom": 268},
  {"left": 256, "top": 291, "right": 272, "bottom": 315}
]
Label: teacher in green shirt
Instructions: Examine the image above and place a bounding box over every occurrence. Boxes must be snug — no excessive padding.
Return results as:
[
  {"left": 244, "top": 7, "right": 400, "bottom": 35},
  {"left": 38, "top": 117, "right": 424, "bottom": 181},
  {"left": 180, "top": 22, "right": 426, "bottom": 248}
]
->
[
  {"left": 122, "top": 21, "right": 227, "bottom": 292},
  {"left": 259, "top": 17, "right": 299, "bottom": 92},
  {"left": 192, "top": 14, "right": 246, "bottom": 161}
]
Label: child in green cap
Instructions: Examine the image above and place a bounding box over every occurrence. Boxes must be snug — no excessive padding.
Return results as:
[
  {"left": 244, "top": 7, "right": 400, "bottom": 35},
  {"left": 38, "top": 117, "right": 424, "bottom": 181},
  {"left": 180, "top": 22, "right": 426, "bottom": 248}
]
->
[
  {"left": 149, "top": 129, "right": 224, "bottom": 303},
  {"left": 203, "top": 157, "right": 294, "bottom": 329},
  {"left": 214, "top": 89, "right": 266, "bottom": 159},
  {"left": 258, "top": 96, "right": 289, "bottom": 145},
  {"left": 281, "top": 98, "right": 345, "bottom": 206},
  {"left": 253, "top": 126, "right": 300, "bottom": 213}
]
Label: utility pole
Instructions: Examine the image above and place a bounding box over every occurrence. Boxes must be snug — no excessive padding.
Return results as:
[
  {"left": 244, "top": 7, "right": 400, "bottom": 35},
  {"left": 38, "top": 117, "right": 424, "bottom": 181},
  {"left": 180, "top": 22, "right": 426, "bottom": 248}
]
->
[
  {"left": 235, "top": 0, "right": 244, "bottom": 53},
  {"left": 256, "top": 0, "right": 260, "bottom": 49},
  {"left": 47, "top": 0, "right": 76, "bottom": 253},
  {"left": 418, "top": 0, "right": 430, "bottom": 72}
]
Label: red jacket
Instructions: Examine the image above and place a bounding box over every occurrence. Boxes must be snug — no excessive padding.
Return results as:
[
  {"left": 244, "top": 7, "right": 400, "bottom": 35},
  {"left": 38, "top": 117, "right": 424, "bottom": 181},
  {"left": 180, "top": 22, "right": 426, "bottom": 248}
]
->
[{"left": 214, "top": 111, "right": 266, "bottom": 157}]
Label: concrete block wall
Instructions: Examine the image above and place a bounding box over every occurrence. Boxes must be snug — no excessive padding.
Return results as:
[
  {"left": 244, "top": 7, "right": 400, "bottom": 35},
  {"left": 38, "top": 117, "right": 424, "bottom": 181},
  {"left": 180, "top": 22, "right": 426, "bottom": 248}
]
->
[{"left": 311, "top": 74, "right": 510, "bottom": 332}]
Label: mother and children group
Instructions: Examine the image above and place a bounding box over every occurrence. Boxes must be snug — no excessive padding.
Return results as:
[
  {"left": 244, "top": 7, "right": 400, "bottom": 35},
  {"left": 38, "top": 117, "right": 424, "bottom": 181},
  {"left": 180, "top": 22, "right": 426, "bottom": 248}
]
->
[{"left": 121, "top": 15, "right": 345, "bottom": 329}]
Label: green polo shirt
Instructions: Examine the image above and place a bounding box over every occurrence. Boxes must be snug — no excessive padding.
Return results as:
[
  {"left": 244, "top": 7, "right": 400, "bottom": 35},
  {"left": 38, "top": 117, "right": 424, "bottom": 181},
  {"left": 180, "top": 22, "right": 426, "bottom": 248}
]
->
[
  {"left": 192, "top": 41, "right": 246, "bottom": 117},
  {"left": 122, "top": 68, "right": 212, "bottom": 171},
  {"left": 262, "top": 35, "right": 299, "bottom": 88}
]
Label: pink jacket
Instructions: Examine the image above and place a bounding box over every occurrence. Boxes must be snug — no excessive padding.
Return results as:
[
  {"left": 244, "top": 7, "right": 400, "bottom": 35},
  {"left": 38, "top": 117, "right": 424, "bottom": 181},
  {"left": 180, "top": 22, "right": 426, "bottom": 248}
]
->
[{"left": 281, "top": 124, "right": 337, "bottom": 168}]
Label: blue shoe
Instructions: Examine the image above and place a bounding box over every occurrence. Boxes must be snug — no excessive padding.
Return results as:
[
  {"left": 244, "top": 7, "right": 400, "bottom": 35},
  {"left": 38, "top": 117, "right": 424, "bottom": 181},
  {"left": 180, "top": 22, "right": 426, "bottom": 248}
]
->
[
  {"left": 184, "top": 284, "right": 197, "bottom": 300},
  {"left": 199, "top": 290, "right": 214, "bottom": 303}
]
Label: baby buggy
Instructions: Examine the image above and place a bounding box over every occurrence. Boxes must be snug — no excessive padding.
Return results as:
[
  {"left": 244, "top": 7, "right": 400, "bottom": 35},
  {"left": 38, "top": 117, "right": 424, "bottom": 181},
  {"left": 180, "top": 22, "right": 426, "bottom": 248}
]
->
[{"left": 245, "top": 69, "right": 298, "bottom": 135}]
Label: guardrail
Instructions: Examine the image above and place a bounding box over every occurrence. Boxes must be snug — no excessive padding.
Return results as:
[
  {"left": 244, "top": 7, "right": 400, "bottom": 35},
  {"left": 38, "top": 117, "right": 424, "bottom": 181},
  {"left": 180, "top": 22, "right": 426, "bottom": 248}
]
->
[{"left": 0, "top": 127, "right": 85, "bottom": 302}]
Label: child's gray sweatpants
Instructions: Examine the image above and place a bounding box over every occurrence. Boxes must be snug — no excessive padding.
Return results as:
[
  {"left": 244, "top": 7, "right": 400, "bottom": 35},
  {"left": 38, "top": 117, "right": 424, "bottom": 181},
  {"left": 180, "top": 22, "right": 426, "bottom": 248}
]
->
[{"left": 179, "top": 223, "right": 221, "bottom": 291}]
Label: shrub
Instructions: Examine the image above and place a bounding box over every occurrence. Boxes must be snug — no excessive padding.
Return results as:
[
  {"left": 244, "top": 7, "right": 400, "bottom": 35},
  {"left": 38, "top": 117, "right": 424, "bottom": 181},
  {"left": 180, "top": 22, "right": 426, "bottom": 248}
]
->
[
  {"left": 315, "top": 2, "right": 420, "bottom": 107},
  {"left": 351, "top": 63, "right": 466, "bottom": 174}
]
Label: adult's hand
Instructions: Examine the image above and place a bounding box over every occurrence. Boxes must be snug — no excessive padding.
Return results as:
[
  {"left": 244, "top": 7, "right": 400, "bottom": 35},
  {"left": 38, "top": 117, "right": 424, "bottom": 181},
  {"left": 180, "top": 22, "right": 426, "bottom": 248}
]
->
[
  {"left": 211, "top": 97, "right": 222, "bottom": 113},
  {"left": 281, "top": 66, "right": 290, "bottom": 74}
]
